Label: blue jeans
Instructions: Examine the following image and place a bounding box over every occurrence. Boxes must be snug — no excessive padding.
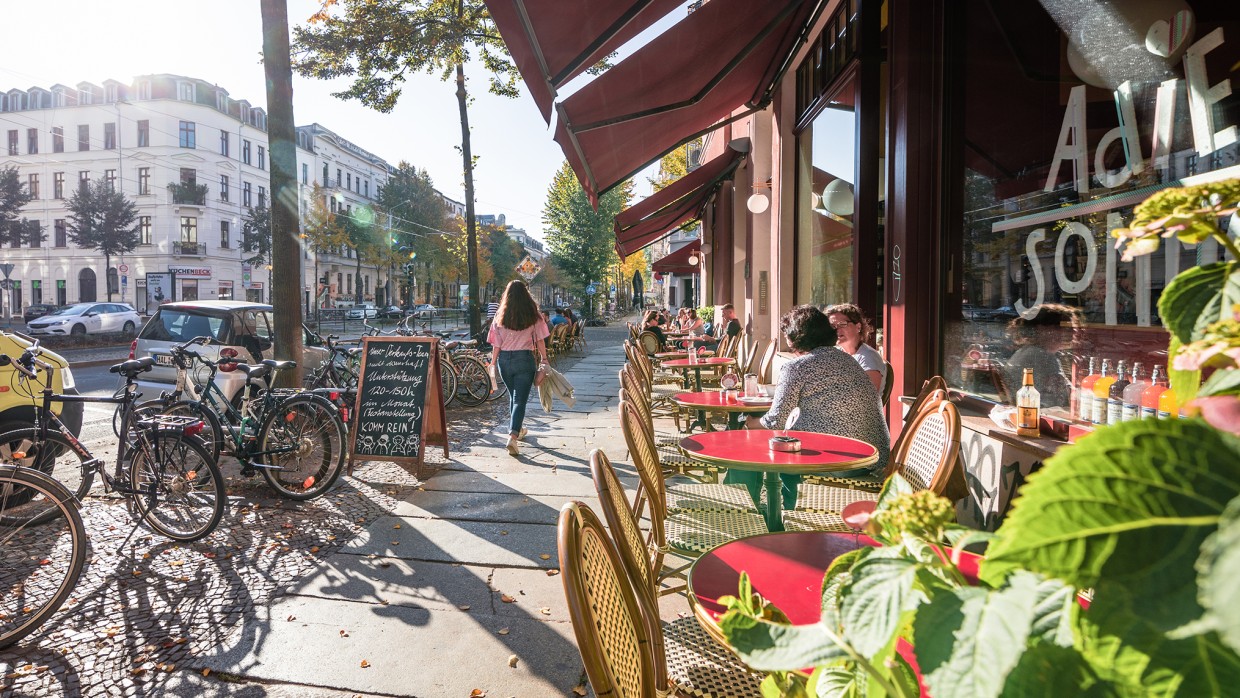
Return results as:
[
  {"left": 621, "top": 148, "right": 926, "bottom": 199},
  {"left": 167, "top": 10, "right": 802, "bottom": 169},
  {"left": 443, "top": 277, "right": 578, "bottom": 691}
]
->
[{"left": 498, "top": 350, "right": 537, "bottom": 436}]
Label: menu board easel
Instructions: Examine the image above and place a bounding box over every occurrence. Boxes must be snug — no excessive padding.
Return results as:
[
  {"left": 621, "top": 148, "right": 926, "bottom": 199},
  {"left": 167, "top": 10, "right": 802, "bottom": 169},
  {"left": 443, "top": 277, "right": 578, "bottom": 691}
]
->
[{"left": 348, "top": 336, "right": 449, "bottom": 480}]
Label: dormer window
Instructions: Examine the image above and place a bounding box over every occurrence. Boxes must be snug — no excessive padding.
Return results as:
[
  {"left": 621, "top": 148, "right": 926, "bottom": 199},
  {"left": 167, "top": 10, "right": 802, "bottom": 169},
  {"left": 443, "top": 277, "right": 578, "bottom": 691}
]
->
[
  {"left": 136, "top": 81, "right": 151, "bottom": 100},
  {"left": 216, "top": 91, "right": 228, "bottom": 112},
  {"left": 239, "top": 104, "right": 250, "bottom": 124},
  {"left": 79, "top": 89, "right": 93, "bottom": 105},
  {"left": 177, "top": 81, "right": 194, "bottom": 102},
  {"left": 105, "top": 84, "right": 118, "bottom": 103}
]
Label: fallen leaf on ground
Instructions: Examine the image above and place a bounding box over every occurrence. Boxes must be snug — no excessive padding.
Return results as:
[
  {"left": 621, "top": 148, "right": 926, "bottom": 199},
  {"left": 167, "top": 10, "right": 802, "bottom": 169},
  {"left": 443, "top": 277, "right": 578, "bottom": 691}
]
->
[
  {"left": 393, "top": 524, "right": 402, "bottom": 529},
  {"left": 499, "top": 530, "right": 508, "bottom": 535},
  {"left": 546, "top": 569, "right": 560, "bottom": 577},
  {"left": 326, "top": 535, "right": 337, "bottom": 541},
  {"left": 310, "top": 546, "right": 320, "bottom": 554},
  {"left": 339, "top": 629, "right": 350, "bottom": 638},
  {"left": 539, "top": 554, "right": 550, "bottom": 560},
  {"left": 458, "top": 605, "right": 471, "bottom": 611},
  {"left": 539, "top": 607, "right": 551, "bottom": 616},
  {"left": 131, "top": 667, "right": 147, "bottom": 677},
  {"left": 501, "top": 594, "right": 516, "bottom": 603},
  {"left": 170, "top": 560, "right": 184, "bottom": 567},
  {"left": 470, "top": 690, "right": 487, "bottom": 697},
  {"left": 287, "top": 615, "right": 296, "bottom": 622},
  {"left": 202, "top": 668, "right": 210, "bottom": 677},
  {"left": 507, "top": 655, "right": 519, "bottom": 668},
  {"left": 497, "top": 628, "right": 509, "bottom": 635},
  {"left": 359, "top": 659, "right": 371, "bottom": 668}
]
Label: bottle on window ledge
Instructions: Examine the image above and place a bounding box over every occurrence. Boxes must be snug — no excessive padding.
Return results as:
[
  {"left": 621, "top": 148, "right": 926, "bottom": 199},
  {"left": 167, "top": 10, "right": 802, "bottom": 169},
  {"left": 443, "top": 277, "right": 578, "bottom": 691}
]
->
[
  {"left": 1016, "top": 368, "right": 1040, "bottom": 437},
  {"left": 1091, "top": 359, "right": 1114, "bottom": 425},
  {"left": 1076, "top": 357, "right": 1099, "bottom": 421},
  {"left": 1141, "top": 365, "right": 1168, "bottom": 419},
  {"left": 1120, "top": 362, "right": 1148, "bottom": 422},
  {"left": 1106, "top": 359, "right": 1130, "bottom": 426}
]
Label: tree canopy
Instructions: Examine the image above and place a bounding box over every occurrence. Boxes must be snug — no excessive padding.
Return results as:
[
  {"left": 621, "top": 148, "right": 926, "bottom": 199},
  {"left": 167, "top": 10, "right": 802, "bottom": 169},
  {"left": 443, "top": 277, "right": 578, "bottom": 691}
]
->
[
  {"left": 0, "top": 166, "right": 44, "bottom": 248},
  {"left": 543, "top": 161, "right": 631, "bottom": 315},
  {"left": 240, "top": 204, "right": 272, "bottom": 266},
  {"left": 65, "top": 178, "right": 139, "bottom": 301}
]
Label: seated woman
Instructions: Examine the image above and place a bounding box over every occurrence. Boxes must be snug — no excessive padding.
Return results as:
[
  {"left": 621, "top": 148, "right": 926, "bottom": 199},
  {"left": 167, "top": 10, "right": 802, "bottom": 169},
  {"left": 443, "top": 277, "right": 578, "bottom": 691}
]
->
[
  {"left": 736, "top": 305, "right": 891, "bottom": 509},
  {"left": 641, "top": 310, "right": 666, "bottom": 348},
  {"left": 825, "top": 303, "right": 886, "bottom": 393},
  {"left": 672, "top": 307, "right": 691, "bottom": 331},
  {"left": 683, "top": 308, "right": 705, "bottom": 334}
]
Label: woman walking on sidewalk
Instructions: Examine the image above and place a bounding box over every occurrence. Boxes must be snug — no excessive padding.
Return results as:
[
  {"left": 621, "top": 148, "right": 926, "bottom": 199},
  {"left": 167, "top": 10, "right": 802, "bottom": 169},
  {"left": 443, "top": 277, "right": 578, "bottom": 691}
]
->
[{"left": 489, "top": 280, "right": 550, "bottom": 456}]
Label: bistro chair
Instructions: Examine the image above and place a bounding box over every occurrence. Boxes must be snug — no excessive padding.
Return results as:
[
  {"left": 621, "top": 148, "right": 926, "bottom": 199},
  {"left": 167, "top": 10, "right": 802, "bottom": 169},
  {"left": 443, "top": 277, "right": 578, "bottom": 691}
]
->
[
  {"left": 620, "top": 385, "right": 697, "bottom": 477},
  {"left": 621, "top": 360, "right": 683, "bottom": 432},
  {"left": 629, "top": 323, "right": 641, "bottom": 342},
  {"left": 639, "top": 329, "right": 663, "bottom": 355},
  {"left": 757, "top": 339, "right": 778, "bottom": 383},
  {"left": 558, "top": 501, "right": 764, "bottom": 698},
  {"left": 881, "top": 360, "right": 895, "bottom": 407},
  {"left": 572, "top": 321, "right": 588, "bottom": 352},
  {"left": 620, "top": 402, "right": 767, "bottom": 568},
  {"left": 786, "top": 390, "right": 961, "bottom": 530}
]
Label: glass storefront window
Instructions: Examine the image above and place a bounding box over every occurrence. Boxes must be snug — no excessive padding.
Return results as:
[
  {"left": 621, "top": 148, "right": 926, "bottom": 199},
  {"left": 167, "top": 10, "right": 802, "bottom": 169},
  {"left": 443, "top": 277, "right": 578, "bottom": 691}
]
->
[
  {"left": 796, "top": 78, "right": 857, "bottom": 307},
  {"left": 946, "top": 0, "right": 1239, "bottom": 423}
]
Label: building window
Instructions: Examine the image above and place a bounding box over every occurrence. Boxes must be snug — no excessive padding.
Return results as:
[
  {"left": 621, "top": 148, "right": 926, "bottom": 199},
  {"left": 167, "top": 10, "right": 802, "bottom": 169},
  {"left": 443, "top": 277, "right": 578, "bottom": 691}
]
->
[
  {"left": 178, "top": 82, "right": 194, "bottom": 102},
  {"left": 138, "top": 216, "right": 151, "bottom": 245},
  {"left": 106, "top": 84, "right": 117, "bottom": 103},
  {"left": 52, "top": 126, "right": 63, "bottom": 153},
  {"left": 257, "top": 145, "right": 265, "bottom": 170},
  {"left": 242, "top": 140, "right": 251, "bottom": 165},
  {"left": 336, "top": 168, "right": 341, "bottom": 187},
  {"left": 53, "top": 172, "right": 64, "bottom": 199},
  {"left": 322, "top": 163, "right": 328, "bottom": 183},
  {"left": 302, "top": 163, "right": 309, "bottom": 184},
  {"left": 138, "top": 167, "right": 150, "bottom": 195},
  {"left": 26, "top": 128, "right": 37, "bottom": 154},
  {"left": 330, "top": 197, "right": 336, "bottom": 213},
  {"left": 27, "top": 174, "right": 38, "bottom": 199},
  {"left": 346, "top": 172, "right": 351, "bottom": 190},
  {"left": 105, "top": 169, "right": 116, "bottom": 191},
  {"left": 78, "top": 171, "right": 90, "bottom": 195},
  {"left": 77, "top": 125, "right": 89, "bottom": 151},
  {"left": 137, "top": 81, "right": 151, "bottom": 100},
  {"left": 180, "top": 168, "right": 197, "bottom": 187},
  {"left": 347, "top": 273, "right": 352, "bottom": 295},
  {"left": 364, "top": 180, "right": 369, "bottom": 197},
  {"left": 180, "top": 216, "right": 198, "bottom": 243},
  {"left": 219, "top": 174, "right": 229, "bottom": 202},
  {"left": 216, "top": 91, "right": 228, "bottom": 112},
  {"left": 220, "top": 220, "right": 231, "bottom": 248},
  {"left": 104, "top": 122, "right": 116, "bottom": 149},
  {"left": 137, "top": 120, "right": 149, "bottom": 147},
  {"left": 179, "top": 121, "right": 196, "bottom": 148},
  {"left": 243, "top": 182, "right": 252, "bottom": 207},
  {"left": 54, "top": 219, "right": 67, "bottom": 247},
  {"left": 258, "top": 186, "right": 266, "bottom": 209},
  {"left": 220, "top": 130, "right": 230, "bottom": 156},
  {"left": 7, "top": 130, "right": 17, "bottom": 155}
]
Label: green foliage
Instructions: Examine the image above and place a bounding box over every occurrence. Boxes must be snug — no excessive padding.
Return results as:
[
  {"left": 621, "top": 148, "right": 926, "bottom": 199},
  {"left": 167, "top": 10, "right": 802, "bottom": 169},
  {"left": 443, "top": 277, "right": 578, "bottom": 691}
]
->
[
  {"left": 65, "top": 179, "right": 140, "bottom": 258},
  {"left": 1196, "top": 497, "right": 1240, "bottom": 654},
  {"left": 697, "top": 305, "right": 714, "bottom": 322},
  {"left": 241, "top": 204, "right": 272, "bottom": 266},
  {"left": 166, "top": 180, "right": 208, "bottom": 206},
  {"left": 543, "top": 161, "right": 631, "bottom": 316},
  {"left": 0, "top": 165, "right": 43, "bottom": 248}
]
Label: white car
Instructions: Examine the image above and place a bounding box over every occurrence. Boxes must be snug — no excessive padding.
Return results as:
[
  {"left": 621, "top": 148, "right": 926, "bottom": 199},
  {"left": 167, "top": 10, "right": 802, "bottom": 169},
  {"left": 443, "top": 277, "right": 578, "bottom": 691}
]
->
[
  {"left": 26, "top": 302, "right": 141, "bottom": 337},
  {"left": 346, "top": 303, "right": 378, "bottom": 320}
]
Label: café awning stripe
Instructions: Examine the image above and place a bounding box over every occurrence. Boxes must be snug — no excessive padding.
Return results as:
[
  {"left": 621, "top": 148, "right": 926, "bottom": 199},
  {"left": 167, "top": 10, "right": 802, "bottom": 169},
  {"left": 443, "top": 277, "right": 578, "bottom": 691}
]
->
[{"left": 652, "top": 239, "right": 702, "bottom": 275}]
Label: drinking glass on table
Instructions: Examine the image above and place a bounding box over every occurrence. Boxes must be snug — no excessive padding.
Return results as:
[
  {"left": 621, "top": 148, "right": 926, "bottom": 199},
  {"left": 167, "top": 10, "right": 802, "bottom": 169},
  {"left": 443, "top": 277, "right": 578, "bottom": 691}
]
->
[{"left": 744, "top": 373, "right": 758, "bottom": 398}]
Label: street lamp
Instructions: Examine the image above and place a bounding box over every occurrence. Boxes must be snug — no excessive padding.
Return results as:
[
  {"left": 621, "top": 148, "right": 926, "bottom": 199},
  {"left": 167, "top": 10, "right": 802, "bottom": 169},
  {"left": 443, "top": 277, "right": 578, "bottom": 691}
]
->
[{"left": 398, "top": 246, "right": 417, "bottom": 311}]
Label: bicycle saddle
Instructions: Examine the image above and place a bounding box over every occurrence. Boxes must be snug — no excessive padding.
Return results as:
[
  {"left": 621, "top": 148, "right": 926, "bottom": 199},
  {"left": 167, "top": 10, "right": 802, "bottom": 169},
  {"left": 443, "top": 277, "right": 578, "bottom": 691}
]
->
[
  {"left": 455, "top": 339, "right": 478, "bottom": 347},
  {"left": 109, "top": 357, "right": 156, "bottom": 376},
  {"left": 239, "top": 363, "right": 272, "bottom": 379},
  {"left": 346, "top": 347, "right": 363, "bottom": 357},
  {"left": 261, "top": 359, "right": 297, "bottom": 370}
]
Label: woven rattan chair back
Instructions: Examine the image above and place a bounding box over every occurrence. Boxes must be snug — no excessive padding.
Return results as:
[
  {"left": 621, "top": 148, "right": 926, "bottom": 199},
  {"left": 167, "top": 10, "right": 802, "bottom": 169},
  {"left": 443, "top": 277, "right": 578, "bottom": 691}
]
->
[
  {"left": 629, "top": 323, "right": 640, "bottom": 342},
  {"left": 757, "top": 339, "right": 778, "bottom": 383},
  {"left": 620, "top": 363, "right": 650, "bottom": 401},
  {"left": 881, "top": 360, "right": 895, "bottom": 407},
  {"left": 887, "top": 391, "right": 961, "bottom": 495},
  {"left": 559, "top": 502, "right": 658, "bottom": 698},
  {"left": 903, "top": 376, "right": 949, "bottom": 428},
  {"left": 591, "top": 450, "right": 659, "bottom": 606},
  {"left": 622, "top": 385, "right": 654, "bottom": 430},
  {"left": 736, "top": 337, "right": 752, "bottom": 375},
  {"left": 620, "top": 401, "right": 669, "bottom": 525},
  {"left": 639, "top": 330, "right": 662, "bottom": 355}
]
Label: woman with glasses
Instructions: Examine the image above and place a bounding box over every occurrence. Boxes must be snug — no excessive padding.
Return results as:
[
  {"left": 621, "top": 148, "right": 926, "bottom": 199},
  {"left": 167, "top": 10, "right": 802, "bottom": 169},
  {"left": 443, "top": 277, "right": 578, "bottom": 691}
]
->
[{"left": 825, "top": 303, "right": 885, "bottom": 393}]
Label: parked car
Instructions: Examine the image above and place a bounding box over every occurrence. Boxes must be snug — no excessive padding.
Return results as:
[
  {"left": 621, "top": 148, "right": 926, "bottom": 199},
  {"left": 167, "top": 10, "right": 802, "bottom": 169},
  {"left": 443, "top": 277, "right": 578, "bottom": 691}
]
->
[
  {"left": 345, "top": 303, "right": 378, "bottom": 320},
  {"left": 22, "top": 303, "right": 59, "bottom": 324},
  {"left": 379, "top": 305, "right": 404, "bottom": 319},
  {"left": 132, "top": 301, "right": 329, "bottom": 403},
  {"left": 0, "top": 330, "right": 82, "bottom": 436},
  {"left": 411, "top": 303, "right": 436, "bottom": 318},
  {"left": 27, "top": 302, "right": 141, "bottom": 337}
]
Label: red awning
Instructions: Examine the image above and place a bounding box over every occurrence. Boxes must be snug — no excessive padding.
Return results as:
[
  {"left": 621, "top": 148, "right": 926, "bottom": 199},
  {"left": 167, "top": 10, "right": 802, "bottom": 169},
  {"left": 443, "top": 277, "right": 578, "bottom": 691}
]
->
[
  {"left": 652, "top": 240, "right": 701, "bottom": 275},
  {"left": 614, "top": 148, "right": 744, "bottom": 257},
  {"left": 484, "top": 0, "right": 685, "bottom": 123},
  {"left": 554, "top": 0, "right": 822, "bottom": 204}
]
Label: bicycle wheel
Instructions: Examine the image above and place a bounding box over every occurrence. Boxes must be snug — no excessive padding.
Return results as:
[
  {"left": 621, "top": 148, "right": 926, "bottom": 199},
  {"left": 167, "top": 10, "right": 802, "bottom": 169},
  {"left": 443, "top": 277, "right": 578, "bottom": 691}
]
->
[
  {"left": 257, "top": 395, "right": 346, "bottom": 500},
  {"left": 0, "top": 429, "right": 93, "bottom": 511},
  {"left": 145, "top": 400, "right": 224, "bottom": 462},
  {"left": 452, "top": 355, "right": 491, "bottom": 406},
  {"left": 0, "top": 465, "right": 87, "bottom": 650},
  {"left": 129, "top": 433, "right": 225, "bottom": 543},
  {"left": 440, "top": 360, "right": 458, "bottom": 407}
]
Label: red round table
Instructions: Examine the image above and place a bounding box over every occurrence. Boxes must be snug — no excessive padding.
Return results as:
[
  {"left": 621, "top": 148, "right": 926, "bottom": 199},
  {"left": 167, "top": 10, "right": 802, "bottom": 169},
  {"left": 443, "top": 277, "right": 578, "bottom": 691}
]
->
[
  {"left": 680, "top": 430, "right": 878, "bottom": 531},
  {"left": 660, "top": 357, "right": 738, "bottom": 431},
  {"left": 671, "top": 391, "right": 772, "bottom": 431}
]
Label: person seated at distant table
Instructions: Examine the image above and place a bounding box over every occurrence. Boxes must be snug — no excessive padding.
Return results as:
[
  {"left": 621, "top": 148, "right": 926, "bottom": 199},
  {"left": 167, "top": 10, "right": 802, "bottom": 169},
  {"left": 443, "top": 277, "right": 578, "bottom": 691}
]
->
[
  {"left": 641, "top": 311, "right": 666, "bottom": 348},
  {"left": 720, "top": 303, "right": 742, "bottom": 338},
  {"left": 826, "top": 303, "right": 885, "bottom": 393},
  {"left": 549, "top": 308, "right": 569, "bottom": 327},
  {"left": 737, "top": 305, "right": 891, "bottom": 509},
  {"left": 682, "top": 308, "right": 705, "bottom": 334}
]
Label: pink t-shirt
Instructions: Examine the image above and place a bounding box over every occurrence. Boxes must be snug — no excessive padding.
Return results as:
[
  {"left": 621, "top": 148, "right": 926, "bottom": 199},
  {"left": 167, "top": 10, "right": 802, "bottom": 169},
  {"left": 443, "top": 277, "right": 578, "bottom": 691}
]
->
[{"left": 488, "top": 317, "right": 551, "bottom": 351}]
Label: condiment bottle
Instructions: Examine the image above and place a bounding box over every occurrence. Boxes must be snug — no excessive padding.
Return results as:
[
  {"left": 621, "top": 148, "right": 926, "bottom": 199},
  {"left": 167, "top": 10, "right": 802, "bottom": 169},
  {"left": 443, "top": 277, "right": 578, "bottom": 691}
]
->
[
  {"left": 1158, "top": 385, "right": 1178, "bottom": 420},
  {"left": 1016, "top": 368, "right": 1040, "bottom": 437},
  {"left": 1091, "top": 359, "right": 1114, "bottom": 425},
  {"left": 1141, "top": 365, "right": 1167, "bottom": 419},
  {"left": 1121, "top": 362, "right": 1148, "bottom": 422},
  {"left": 1106, "top": 360, "right": 1130, "bottom": 426},
  {"left": 1077, "top": 357, "right": 1099, "bottom": 421}
]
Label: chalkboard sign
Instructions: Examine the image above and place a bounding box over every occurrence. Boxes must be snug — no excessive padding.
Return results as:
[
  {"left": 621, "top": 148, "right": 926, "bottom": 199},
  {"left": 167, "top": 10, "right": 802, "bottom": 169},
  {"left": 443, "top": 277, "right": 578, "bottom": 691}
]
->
[{"left": 349, "top": 336, "right": 449, "bottom": 479}]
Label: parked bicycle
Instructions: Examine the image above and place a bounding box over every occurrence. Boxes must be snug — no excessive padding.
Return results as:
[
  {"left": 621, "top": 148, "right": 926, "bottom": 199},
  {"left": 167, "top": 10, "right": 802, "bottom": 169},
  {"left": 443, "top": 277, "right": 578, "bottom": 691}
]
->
[
  {"left": 134, "top": 337, "right": 346, "bottom": 501},
  {"left": 0, "top": 343, "right": 224, "bottom": 542},
  {"left": 0, "top": 464, "right": 87, "bottom": 649}
]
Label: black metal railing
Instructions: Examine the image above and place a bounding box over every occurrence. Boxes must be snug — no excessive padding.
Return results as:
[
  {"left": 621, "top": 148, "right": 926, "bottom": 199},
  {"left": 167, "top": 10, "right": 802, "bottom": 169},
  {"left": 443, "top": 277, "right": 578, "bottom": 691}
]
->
[{"left": 174, "top": 242, "right": 206, "bottom": 256}]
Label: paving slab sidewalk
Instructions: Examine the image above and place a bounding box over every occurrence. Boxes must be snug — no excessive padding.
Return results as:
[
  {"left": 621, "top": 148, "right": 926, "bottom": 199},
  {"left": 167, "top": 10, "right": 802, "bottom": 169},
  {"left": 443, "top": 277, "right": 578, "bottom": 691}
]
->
[{"left": 191, "top": 322, "right": 651, "bottom": 697}]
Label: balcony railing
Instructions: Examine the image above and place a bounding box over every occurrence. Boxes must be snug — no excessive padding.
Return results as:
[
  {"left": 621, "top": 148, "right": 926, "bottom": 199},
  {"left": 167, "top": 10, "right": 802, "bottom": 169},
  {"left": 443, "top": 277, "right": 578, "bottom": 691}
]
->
[
  {"left": 175, "top": 242, "right": 206, "bottom": 256},
  {"left": 168, "top": 182, "right": 208, "bottom": 206}
]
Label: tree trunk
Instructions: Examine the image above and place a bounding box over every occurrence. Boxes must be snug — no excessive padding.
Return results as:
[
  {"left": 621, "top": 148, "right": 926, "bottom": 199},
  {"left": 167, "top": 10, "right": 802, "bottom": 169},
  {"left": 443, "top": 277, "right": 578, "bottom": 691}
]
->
[
  {"left": 455, "top": 61, "right": 481, "bottom": 336},
  {"left": 105, "top": 254, "right": 113, "bottom": 302},
  {"left": 261, "top": 0, "right": 303, "bottom": 385}
]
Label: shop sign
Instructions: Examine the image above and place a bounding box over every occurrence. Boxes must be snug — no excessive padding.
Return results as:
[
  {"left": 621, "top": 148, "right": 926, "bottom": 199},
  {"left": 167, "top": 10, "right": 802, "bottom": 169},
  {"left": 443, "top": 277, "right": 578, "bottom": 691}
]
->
[
  {"left": 219, "top": 280, "right": 234, "bottom": 288},
  {"left": 168, "top": 267, "right": 211, "bottom": 278},
  {"left": 249, "top": 282, "right": 264, "bottom": 290}
]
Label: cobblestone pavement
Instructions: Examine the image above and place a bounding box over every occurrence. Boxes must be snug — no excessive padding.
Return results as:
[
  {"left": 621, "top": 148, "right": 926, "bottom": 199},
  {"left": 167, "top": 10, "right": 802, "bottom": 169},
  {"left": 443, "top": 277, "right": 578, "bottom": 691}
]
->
[
  {"left": 1, "top": 331, "right": 608, "bottom": 698},
  {"left": 0, "top": 401, "right": 505, "bottom": 698}
]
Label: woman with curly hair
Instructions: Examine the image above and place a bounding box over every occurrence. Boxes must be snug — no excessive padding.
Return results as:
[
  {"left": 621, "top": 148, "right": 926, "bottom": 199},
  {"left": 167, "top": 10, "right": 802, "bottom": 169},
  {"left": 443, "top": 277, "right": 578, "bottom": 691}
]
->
[{"left": 825, "top": 303, "right": 885, "bottom": 393}]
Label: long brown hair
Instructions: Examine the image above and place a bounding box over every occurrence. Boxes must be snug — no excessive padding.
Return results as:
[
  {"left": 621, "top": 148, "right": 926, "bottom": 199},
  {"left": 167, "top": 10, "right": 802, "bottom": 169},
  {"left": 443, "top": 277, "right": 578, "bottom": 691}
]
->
[{"left": 496, "top": 280, "right": 541, "bottom": 331}]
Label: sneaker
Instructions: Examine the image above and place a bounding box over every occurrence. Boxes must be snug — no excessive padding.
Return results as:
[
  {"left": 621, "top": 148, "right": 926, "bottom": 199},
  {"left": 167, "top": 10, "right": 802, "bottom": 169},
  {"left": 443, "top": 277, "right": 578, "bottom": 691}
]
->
[
  {"left": 506, "top": 438, "right": 519, "bottom": 457},
  {"left": 517, "top": 428, "right": 528, "bottom": 440}
]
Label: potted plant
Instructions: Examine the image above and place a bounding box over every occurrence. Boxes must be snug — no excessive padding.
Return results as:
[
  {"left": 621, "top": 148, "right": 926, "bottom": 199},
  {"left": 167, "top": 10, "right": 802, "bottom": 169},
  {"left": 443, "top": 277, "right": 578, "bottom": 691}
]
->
[{"left": 720, "top": 179, "right": 1240, "bottom": 696}]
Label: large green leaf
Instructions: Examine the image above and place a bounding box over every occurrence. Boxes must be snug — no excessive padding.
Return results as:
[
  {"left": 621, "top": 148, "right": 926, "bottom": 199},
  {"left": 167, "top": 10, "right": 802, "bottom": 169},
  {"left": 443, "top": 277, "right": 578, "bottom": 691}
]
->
[
  {"left": 1077, "top": 589, "right": 1240, "bottom": 697},
  {"left": 839, "top": 549, "right": 922, "bottom": 656},
  {"left": 911, "top": 571, "right": 1040, "bottom": 698},
  {"left": 1028, "top": 577, "right": 1078, "bottom": 648},
  {"left": 999, "top": 644, "right": 1108, "bottom": 697},
  {"left": 821, "top": 548, "right": 864, "bottom": 631},
  {"left": 1158, "top": 261, "right": 1235, "bottom": 345},
  {"left": 810, "top": 665, "right": 865, "bottom": 698},
  {"left": 723, "top": 614, "right": 849, "bottom": 672},
  {"left": 1199, "top": 366, "right": 1240, "bottom": 398},
  {"left": 982, "top": 419, "right": 1240, "bottom": 630},
  {"left": 1197, "top": 496, "right": 1240, "bottom": 654}
]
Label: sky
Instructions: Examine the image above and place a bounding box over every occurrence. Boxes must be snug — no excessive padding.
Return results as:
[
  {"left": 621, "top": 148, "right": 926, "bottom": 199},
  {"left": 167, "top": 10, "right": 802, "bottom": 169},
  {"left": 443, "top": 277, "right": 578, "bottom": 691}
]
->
[{"left": 0, "top": 0, "right": 680, "bottom": 241}]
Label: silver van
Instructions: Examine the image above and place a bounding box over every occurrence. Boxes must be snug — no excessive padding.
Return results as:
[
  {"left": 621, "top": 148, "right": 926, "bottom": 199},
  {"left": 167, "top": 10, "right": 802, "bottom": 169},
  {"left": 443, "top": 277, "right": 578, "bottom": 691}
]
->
[{"left": 133, "top": 301, "right": 329, "bottom": 402}]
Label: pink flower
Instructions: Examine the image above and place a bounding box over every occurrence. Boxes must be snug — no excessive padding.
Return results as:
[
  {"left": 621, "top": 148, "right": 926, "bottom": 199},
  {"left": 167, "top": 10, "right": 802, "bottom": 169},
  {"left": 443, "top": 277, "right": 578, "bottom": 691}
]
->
[{"left": 1188, "top": 396, "right": 1240, "bottom": 436}]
